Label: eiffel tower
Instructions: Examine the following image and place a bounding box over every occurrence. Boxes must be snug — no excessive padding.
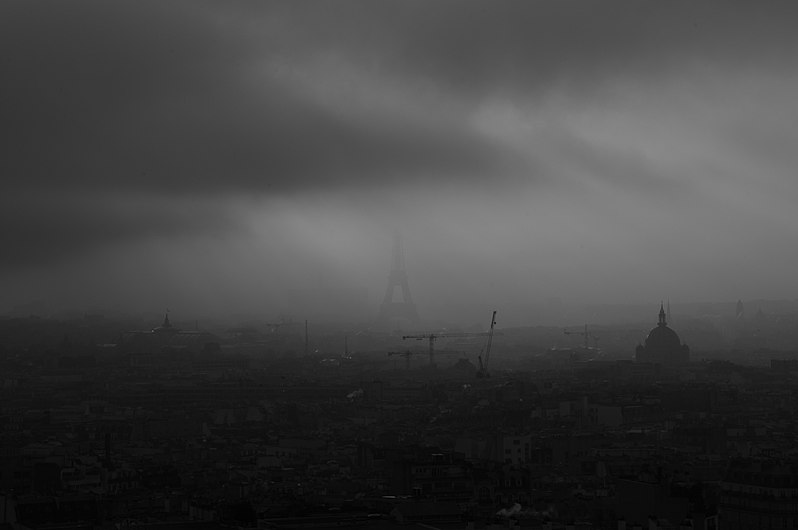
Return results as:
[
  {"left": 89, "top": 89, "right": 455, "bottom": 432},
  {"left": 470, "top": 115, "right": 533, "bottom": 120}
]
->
[{"left": 376, "top": 235, "right": 420, "bottom": 328}]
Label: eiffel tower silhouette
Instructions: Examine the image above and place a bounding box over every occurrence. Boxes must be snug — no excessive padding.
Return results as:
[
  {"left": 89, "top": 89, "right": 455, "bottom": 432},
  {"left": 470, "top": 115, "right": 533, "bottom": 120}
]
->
[{"left": 376, "top": 235, "right": 420, "bottom": 328}]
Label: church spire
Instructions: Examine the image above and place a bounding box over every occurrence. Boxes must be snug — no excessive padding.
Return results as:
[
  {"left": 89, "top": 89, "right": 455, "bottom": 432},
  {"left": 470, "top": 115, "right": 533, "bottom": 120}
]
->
[{"left": 658, "top": 301, "right": 667, "bottom": 327}]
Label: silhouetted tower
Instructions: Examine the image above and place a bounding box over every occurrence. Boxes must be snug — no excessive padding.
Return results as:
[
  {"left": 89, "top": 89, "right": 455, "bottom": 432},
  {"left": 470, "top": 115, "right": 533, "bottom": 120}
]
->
[
  {"left": 377, "top": 235, "right": 420, "bottom": 328},
  {"left": 635, "top": 302, "right": 689, "bottom": 364},
  {"left": 152, "top": 310, "right": 177, "bottom": 334}
]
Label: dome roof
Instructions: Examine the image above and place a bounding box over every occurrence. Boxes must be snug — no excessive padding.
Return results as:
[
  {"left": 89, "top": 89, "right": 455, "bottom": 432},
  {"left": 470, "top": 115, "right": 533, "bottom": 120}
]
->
[
  {"left": 645, "top": 325, "right": 682, "bottom": 350},
  {"left": 643, "top": 303, "right": 683, "bottom": 350},
  {"left": 636, "top": 303, "right": 689, "bottom": 364}
]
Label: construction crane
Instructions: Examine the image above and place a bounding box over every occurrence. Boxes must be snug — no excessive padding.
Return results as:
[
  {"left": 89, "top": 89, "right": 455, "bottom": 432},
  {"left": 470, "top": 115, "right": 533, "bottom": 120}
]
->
[
  {"left": 388, "top": 350, "right": 422, "bottom": 370},
  {"left": 563, "top": 324, "right": 599, "bottom": 351},
  {"left": 402, "top": 329, "right": 491, "bottom": 367},
  {"left": 477, "top": 310, "right": 498, "bottom": 378}
]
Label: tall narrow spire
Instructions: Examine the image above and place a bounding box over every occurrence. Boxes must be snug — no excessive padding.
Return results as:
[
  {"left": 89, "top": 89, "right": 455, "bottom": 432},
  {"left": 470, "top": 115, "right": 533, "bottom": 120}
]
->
[
  {"left": 153, "top": 309, "right": 177, "bottom": 334},
  {"left": 658, "top": 301, "right": 667, "bottom": 327}
]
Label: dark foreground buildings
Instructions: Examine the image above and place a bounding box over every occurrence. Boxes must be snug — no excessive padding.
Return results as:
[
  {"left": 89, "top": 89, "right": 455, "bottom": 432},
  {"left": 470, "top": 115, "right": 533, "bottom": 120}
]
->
[{"left": 8, "top": 305, "right": 798, "bottom": 528}]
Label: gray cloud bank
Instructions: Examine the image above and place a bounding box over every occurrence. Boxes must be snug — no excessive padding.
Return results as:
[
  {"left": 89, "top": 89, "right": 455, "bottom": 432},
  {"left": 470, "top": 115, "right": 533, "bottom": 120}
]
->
[
  {"left": 1, "top": 1, "right": 797, "bottom": 319},
  {"left": 4, "top": 1, "right": 795, "bottom": 192}
]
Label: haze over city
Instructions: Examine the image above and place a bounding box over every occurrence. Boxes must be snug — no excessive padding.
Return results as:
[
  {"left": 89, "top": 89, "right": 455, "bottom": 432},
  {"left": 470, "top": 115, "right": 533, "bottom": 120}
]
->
[
  {"left": 8, "top": 4, "right": 798, "bottom": 529},
  {"left": 2, "top": 1, "right": 797, "bottom": 326}
]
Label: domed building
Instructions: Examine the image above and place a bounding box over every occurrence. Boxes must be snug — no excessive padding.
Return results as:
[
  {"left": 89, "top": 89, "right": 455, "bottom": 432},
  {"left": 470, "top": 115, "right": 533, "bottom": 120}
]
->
[{"left": 635, "top": 304, "right": 690, "bottom": 364}]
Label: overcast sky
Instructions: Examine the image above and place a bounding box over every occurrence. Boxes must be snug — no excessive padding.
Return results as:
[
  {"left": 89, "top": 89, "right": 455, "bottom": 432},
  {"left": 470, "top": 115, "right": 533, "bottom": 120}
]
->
[{"left": 1, "top": 1, "right": 797, "bottom": 325}]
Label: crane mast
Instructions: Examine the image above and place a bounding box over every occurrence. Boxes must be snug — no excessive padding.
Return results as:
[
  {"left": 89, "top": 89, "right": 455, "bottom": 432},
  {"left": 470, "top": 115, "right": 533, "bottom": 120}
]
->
[
  {"left": 563, "top": 324, "right": 599, "bottom": 350},
  {"left": 477, "top": 310, "right": 497, "bottom": 378},
  {"left": 403, "top": 330, "right": 490, "bottom": 366}
]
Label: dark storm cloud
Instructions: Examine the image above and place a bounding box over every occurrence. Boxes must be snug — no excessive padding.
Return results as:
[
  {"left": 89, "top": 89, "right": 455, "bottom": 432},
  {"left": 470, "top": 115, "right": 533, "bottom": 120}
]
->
[
  {"left": 0, "top": 192, "right": 241, "bottom": 269},
  {"left": 0, "top": 0, "right": 526, "bottom": 267},
  {"left": 4, "top": 1, "right": 795, "bottom": 195},
  {"left": 2, "top": 0, "right": 797, "bottom": 307},
  {"left": 263, "top": 0, "right": 797, "bottom": 96},
  {"left": 0, "top": 0, "right": 523, "bottom": 195}
]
